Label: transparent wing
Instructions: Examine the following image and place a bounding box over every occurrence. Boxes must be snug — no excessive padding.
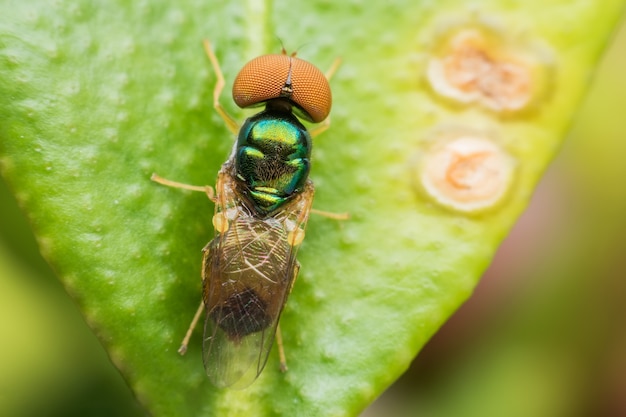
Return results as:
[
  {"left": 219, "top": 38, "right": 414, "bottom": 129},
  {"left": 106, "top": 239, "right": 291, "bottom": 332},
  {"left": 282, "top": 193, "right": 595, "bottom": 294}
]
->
[{"left": 201, "top": 167, "right": 313, "bottom": 388}]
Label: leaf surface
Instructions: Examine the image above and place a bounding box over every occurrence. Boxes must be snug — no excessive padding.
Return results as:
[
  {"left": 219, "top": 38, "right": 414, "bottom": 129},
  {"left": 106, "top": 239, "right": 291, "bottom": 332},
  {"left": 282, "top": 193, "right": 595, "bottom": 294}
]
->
[{"left": 1, "top": 1, "right": 623, "bottom": 416}]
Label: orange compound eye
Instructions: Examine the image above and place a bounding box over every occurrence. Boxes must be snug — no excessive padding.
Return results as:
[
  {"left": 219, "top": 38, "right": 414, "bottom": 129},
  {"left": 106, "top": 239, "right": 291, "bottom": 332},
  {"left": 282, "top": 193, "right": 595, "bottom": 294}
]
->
[{"left": 232, "top": 54, "right": 332, "bottom": 123}]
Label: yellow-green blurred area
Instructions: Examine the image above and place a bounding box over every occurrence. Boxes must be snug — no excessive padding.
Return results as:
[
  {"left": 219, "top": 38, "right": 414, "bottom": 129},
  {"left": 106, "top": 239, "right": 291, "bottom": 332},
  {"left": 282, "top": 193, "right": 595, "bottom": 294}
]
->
[
  {"left": 364, "top": 17, "right": 626, "bottom": 417},
  {"left": 1, "top": 16, "right": 625, "bottom": 417},
  {"left": 0, "top": 190, "right": 145, "bottom": 414}
]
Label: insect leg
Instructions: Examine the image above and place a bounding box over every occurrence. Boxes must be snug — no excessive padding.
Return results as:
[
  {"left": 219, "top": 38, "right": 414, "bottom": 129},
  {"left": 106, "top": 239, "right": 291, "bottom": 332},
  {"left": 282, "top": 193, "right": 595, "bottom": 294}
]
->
[
  {"left": 276, "top": 324, "right": 288, "bottom": 372},
  {"left": 150, "top": 173, "right": 216, "bottom": 202},
  {"left": 310, "top": 208, "right": 349, "bottom": 220},
  {"left": 178, "top": 301, "right": 205, "bottom": 355},
  {"left": 324, "top": 57, "right": 342, "bottom": 82},
  {"left": 309, "top": 57, "right": 342, "bottom": 138},
  {"left": 276, "top": 262, "right": 301, "bottom": 373},
  {"left": 308, "top": 118, "right": 331, "bottom": 138},
  {"left": 202, "top": 39, "right": 240, "bottom": 135}
]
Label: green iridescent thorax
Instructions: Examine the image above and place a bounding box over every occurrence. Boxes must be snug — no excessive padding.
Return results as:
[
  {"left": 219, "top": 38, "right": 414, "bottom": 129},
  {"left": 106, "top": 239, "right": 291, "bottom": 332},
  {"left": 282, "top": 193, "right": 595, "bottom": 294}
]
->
[{"left": 235, "top": 109, "right": 312, "bottom": 215}]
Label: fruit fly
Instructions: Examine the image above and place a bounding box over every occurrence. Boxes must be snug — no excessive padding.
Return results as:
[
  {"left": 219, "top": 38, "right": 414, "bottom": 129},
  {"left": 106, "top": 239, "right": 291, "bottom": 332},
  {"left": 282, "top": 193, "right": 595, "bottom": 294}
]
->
[{"left": 151, "top": 40, "right": 344, "bottom": 389}]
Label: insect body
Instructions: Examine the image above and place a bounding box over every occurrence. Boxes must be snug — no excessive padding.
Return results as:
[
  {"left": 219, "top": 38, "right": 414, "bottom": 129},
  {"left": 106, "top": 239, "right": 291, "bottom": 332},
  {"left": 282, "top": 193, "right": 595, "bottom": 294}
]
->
[{"left": 152, "top": 40, "right": 339, "bottom": 388}]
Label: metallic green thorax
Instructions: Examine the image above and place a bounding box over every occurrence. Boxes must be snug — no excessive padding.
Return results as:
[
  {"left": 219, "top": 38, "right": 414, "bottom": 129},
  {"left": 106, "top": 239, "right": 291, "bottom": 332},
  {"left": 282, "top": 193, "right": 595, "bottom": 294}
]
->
[{"left": 235, "top": 109, "right": 312, "bottom": 215}]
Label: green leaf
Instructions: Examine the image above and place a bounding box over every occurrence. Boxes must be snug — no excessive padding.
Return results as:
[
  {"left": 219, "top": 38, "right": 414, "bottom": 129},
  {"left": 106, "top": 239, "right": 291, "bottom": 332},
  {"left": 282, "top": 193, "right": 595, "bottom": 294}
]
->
[{"left": 1, "top": 1, "right": 623, "bottom": 416}]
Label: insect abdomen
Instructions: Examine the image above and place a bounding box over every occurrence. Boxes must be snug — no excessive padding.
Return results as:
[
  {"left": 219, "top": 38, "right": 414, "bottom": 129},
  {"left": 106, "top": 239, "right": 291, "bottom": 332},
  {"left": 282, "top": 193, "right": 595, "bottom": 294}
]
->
[{"left": 203, "top": 215, "right": 294, "bottom": 340}]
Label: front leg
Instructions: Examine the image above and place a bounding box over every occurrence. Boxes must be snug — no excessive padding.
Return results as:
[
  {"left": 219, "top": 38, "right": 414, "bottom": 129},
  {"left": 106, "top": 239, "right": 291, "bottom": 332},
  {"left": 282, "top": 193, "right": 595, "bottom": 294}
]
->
[
  {"left": 151, "top": 173, "right": 216, "bottom": 202},
  {"left": 276, "top": 261, "right": 301, "bottom": 373}
]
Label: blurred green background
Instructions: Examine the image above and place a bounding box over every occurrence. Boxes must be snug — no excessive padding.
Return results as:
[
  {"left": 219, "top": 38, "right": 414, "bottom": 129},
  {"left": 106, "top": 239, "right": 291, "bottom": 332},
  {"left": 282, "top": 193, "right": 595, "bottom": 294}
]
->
[{"left": 1, "top": 15, "right": 624, "bottom": 417}]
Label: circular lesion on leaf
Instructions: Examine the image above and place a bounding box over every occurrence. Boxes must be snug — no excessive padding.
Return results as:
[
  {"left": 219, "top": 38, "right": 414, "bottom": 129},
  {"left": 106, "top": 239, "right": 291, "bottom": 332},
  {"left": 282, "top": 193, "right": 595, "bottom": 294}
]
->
[
  {"left": 412, "top": 129, "right": 516, "bottom": 213},
  {"left": 425, "top": 25, "right": 552, "bottom": 113}
]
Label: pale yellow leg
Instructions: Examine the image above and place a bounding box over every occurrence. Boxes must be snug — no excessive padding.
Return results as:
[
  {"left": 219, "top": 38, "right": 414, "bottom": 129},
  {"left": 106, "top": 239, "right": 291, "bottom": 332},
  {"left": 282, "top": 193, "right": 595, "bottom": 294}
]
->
[
  {"left": 276, "top": 324, "right": 288, "bottom": 372},
  {"left": 310, "top": 57, "right": 342, "bottom": 138},
  {"left": 310, "top": 208, "right": 350, "bottom": 220},
  {"left": 202, "top": 39, "right": 240, "bottom": 135},
  {"left": 150, "top": 173, "right": 216, "bottom": 202},
  {"left": 276, "top": 261, "right": 303, "bottom": 373},
  {"left": 276, "top": 205, "right": 347, "bottom": 372},
  {"left": 324, "top": 57, "right": 342, "bottom": 81},
  {"left": 178, "top": 301, "right": 205, "bottom": 355},
  {"left": 309, "top": 117, "right": 331, "bottom": 138}
]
